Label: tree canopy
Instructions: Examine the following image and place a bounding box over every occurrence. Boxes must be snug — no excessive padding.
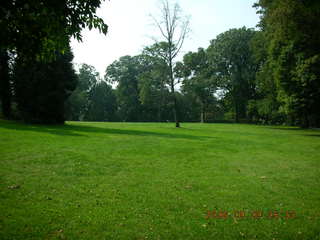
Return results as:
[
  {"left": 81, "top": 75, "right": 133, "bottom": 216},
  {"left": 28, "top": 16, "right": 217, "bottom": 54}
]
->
[{"left": 0, "top": 0, "right": 108, "bottom": 123}]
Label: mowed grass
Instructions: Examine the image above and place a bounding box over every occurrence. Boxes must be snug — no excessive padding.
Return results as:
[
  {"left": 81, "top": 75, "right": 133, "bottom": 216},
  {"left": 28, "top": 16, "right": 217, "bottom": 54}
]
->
[{"left": 0, "top": 120, "right": 319, "bottom": 240}]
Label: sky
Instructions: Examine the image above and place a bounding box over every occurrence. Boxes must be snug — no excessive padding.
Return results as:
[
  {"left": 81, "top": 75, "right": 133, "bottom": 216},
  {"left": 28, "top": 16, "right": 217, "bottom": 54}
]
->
[{"left": 70, "top": 0, "right": 260, "bottom": 77}]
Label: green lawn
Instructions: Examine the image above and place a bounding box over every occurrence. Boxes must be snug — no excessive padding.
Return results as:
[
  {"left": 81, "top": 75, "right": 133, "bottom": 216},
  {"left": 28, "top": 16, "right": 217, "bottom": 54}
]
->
[{"left": 0, "top": 120, "right": 319, "bottom": 240}]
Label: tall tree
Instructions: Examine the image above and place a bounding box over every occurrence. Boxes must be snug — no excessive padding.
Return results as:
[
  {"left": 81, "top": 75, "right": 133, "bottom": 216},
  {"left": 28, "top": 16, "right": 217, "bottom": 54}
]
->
[
  {"left": 0, "top": 50, "right": 10, "bottom": 118},
  {"left": 151, "top": 0, "right": 190, "bottom": 127},
  {"left": 66, "top": 64, "right": 99, "bottom": 121},
  {"left": 254, "top": 0, "right": 320, "bottom": 127},
  {"left": 180, "top": 48, "right": 217, "bottom": 123},
  {"left": 105, "top": 56, "right": 142, "bottom": 122},
  {"left": 84, "top": 81, "right": 117, "bottom": 122},
  {"left": 248, "top": 30, "right": 283, "bottom": 124},
  {"left": 139, "top": 43, "right": 171, "bottom": 122},
  {"left": 207, "top": 27, "right": 258, "bottom": 122},
  {"left": 0, "top": 0, "right": 108, "bottom": 57},
  {"left": 0, "top": 0, "right": 108, "bottom": 119},
  {"left": 13, "top": 44, "right": 77, "bottom": 124},
  {"left": 77, "top": 64, "right": 99, "bottom": 92}
]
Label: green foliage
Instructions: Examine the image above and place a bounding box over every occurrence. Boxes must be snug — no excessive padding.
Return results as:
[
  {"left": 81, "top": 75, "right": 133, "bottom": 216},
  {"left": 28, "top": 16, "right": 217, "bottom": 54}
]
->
[
  {"left": 254, "top": 0, "right": 320, "bottom": 127},
  {"left": 0, "top": 0, "right": 108, "bottom": 58},
  {"left": 180, "top": 48, "right": 217, "bottom": 122},
  {"left": 78, "top": 64, "right": 99, "bottom": 91},
  {"left": 249, "top": 31, "right": 283, "bottom": 124},
  {"left": 65, "top": 88, "right": 88, "bottom": 121},
  {"left": 151, "top": 0, "right": 190, "bottom": 127},
  {"left": 13, "top": 45, "right": 77, "bottom": 124},
  {"left": 138, "top": 44, "right": 172, "bottom": 122},
  {"left": 84, "top": 81, "right": 117, "bottom": 122},
  {"left": 207, "top": 27, "right": 258, "bottom": 122},
  {"left": 0, "top": 49, "right": 11, "bottom": 118},
  {"left": 103, "top": 47, "right": 177, "bottom": 123},
  {"left": 65, "top": 63, "right": 100, "bottom": 121},
  {"left": 105, "top": 56, "right": 142, "bottom": 122},
  {"left": 0, "top": 0, "right": 108, "bottom": 122}
]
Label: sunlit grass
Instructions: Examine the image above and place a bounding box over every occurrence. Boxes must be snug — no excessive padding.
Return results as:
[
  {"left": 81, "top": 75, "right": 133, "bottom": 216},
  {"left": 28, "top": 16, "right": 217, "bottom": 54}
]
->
[{"left": 0, "top": 120, "right": 319, "bottom": 239}]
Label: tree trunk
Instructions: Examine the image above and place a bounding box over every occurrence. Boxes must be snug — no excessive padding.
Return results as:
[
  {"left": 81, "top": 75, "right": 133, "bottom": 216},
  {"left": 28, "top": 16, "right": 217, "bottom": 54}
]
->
[
  {"left": 170, "top": 81, "right": 179, "bottom": 127},
  {"left": 235, "top": 112, "right": 239, "bottom": 123},
  {"left": 158, "top": 85, "right": 164, "bottom": 122},
  {"left": 157, "top": 100, "right": 161, "bottom": 122},
  {"left": 0, "top": 49, "right": 11, "bottom": 119},
  {"left": 200, "top": 101, "right": 206, "bottom": 123},
  {"left": 169, "top": 60, "right": 180, "bottom": 128},
  {"left": 301, "top": 110, "right": 310, "bottom": 128},
  {"left": 235, "top": 102, "right": 239, "bottom": 123},
  {"left": 173, "top": 93, "right": 180, "bottom": 127}
]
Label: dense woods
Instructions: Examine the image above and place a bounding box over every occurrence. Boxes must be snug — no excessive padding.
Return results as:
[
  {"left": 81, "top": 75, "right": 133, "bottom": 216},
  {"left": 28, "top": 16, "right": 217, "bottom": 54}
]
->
[{"left": 0, "top": 0, "right": 319, "bottom": 127}]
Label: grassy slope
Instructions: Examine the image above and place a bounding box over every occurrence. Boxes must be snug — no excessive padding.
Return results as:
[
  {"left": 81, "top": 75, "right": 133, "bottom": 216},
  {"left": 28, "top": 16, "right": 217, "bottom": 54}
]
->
[{"left": 0, "top": 120, "right": 319, "bottom": 240}]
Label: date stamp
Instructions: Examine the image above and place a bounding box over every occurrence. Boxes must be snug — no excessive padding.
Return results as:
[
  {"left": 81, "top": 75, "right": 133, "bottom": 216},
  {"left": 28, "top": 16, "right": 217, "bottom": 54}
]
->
[{"left": 205, "top": 210, "right": 296, "bottom": 220}]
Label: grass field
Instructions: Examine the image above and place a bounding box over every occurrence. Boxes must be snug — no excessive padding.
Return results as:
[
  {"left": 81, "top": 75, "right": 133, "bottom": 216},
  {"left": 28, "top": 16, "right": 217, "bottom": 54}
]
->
[{"left": 0, "top": 120, "right": 319, "bottom": 239}]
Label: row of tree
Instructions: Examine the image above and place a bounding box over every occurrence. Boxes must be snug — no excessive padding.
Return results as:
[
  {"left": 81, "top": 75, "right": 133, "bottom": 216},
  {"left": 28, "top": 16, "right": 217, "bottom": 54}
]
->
[
  {"left": 1, "top": 0, "right": 319, "bottom": 127},
  {"left": 68, "top": 0, "right": 320, "bottom": 128}
]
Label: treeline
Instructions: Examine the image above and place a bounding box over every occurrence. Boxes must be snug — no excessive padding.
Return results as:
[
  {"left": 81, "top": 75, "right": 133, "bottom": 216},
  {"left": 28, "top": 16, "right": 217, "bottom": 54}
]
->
[
  {"left": 1, "top": 0, "right": 319, "bottom": 127},
  {"left": 67, "top": 0, "right": 320, "bottom": 127},
  {"left": 66, "top": 27, "right": 258, "bottom": 123}
]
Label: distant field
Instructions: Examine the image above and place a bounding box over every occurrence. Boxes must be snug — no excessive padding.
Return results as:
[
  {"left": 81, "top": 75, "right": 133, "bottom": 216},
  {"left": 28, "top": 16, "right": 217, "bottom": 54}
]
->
[{"left": 0, "top": 120, "right": 319, "bottom": 239}]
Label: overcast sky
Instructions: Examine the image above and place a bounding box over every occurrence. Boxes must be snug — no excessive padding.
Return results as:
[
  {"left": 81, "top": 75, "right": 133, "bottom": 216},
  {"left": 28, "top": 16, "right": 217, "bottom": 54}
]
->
[{"left": 70, "top": 0, "right": 260, "bottom": 76}]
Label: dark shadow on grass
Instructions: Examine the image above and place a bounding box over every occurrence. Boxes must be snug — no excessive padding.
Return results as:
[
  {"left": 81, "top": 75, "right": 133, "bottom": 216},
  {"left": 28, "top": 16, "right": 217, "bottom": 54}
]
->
[
  {"left": 268, "top": 126, "right": 320, "bottom": 138},
  {"left": 0, "top": 120, "right": 83, "bottom": 137},
  {"left": 62, "top": 124, "right": 215, "bottom": 140},
  {"left": 269, "top": 127, "right": 305, "bottom": 131},
  {"left": 303, "top": 134, "right": 320, "bottom": 138},
  {"left": 0, "top": 120, "right": 215, "bottom": 141}
]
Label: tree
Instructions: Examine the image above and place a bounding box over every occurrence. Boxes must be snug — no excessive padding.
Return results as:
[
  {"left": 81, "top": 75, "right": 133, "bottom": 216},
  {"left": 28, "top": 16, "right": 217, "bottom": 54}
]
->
[
  {"left": 248, "top": 30, "right": 284, "bottom": 124},
  {"left": 84, "top": 81, "right": 117, "bottom": 122},
  {"left": 180, "top": 48, "right": 217, "bottom": 123},
  {"left": 0, "top": 0, "right": 108, "bottom": 119},
  {"left": 138, "top": 43, "right": 171, "bottom": 122},
  {"left": 207, "top": 27, "right": 258, "bottom": 122},
  {"left": 151, "top": 0, "right": 190, "bottom": 127},
  {"left": 254, "top": 0, "right": 320, "bottom": 127},
  {"left": 0, "top": 0, "right": 107, "bottom": 57},
  {"left": 0, "top": 50, "right": 10, "bottom": 118},
  {"left": 65, "top": 64, "right": 99, "bottom": 121},
  {"left": 13, "top": 44, "right": 77, "bottom": 124},
  {"left": 65, "top": 88, "right": 88, "bottom": 121},
  {"left": 78, "top": 64, "right": 99, "bottom": 91},
  {"left": 105, "top": 56, "right": 142, "bottom": 122}
]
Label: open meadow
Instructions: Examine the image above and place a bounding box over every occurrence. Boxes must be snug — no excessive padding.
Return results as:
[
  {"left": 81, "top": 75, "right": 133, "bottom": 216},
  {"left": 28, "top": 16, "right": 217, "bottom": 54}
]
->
[{"left": 0, "top": 120, "right": 320, "bottom": 239}]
